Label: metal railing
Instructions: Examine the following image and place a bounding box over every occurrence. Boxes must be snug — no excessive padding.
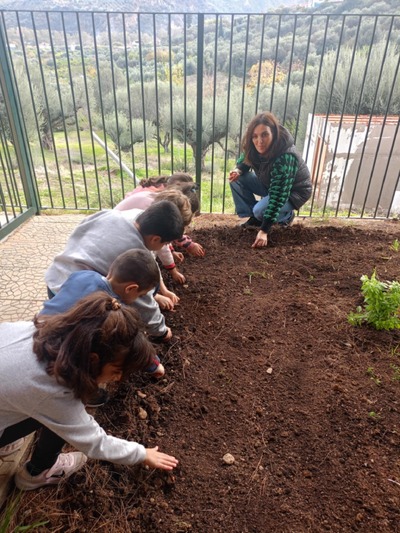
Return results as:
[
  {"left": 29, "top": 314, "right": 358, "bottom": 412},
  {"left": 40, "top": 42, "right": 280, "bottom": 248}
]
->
[{"left": 0, "top": 9, "right": 399, "bottom": 236}]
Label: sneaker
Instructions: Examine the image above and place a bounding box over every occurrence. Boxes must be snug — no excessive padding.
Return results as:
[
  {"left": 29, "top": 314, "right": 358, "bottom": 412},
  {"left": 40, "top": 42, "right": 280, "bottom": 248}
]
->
[
  {"left": 279, "top": 211, "right": 295, "bottom": 227},
  {"left": 14, "top": 452, "right": 87, "bottom": 491},
  {"left": 85, "top": 387, "right": 110, "bottom": 408},
  {"left": 0, "top": 438, "right": 25, "bottom": 457},
  {"left": 145, "top": 355, "right": 165, "bottom": 379},
  {"left": 241, "top": 216, "right": 262, "bottom": 229}
]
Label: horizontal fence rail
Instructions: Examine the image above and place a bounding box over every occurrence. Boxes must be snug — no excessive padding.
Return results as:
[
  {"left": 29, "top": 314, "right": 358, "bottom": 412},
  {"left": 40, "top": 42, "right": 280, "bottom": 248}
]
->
[{"left": 0, "top": 9, "right": 399, "bottom": 225}]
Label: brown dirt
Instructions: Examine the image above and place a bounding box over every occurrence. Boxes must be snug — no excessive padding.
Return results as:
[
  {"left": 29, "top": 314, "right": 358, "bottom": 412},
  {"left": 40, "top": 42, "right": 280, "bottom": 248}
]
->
[{"left": 7, "top": 216, "right": 400, "bottom": 532}]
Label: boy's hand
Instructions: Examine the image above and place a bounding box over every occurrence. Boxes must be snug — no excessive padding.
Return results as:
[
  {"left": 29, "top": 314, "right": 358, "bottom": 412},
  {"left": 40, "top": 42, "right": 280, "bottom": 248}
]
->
[
  {"left": 163, "top": 289, "right": 180, "bottom": 305},
  {"left": 143, "top": 447, "right": 178, "bottom": 471},
  {"left": 162, "top": 327, "right": 173, "bottom": 342},
  {"left": 155, "top": 294, "right": 175, "bottom": 310},
  {"left": 172, "top": 251, "right": 185, "bottom": 264},
  {"left": 170, "top": 268, "right": 186, "bottom": 284},
  {"left": 187, "top": 242, "right": 205, "bottom": 258}
]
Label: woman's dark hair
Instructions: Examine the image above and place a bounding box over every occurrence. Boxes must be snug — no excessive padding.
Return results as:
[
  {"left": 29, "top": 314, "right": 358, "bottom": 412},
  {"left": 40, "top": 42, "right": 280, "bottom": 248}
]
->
[
  {"left": 33, "top": 292, "right": 155, "bottom": 403},
  {"left": 242, "top": 112, "right": 280, "bottom": 165}
]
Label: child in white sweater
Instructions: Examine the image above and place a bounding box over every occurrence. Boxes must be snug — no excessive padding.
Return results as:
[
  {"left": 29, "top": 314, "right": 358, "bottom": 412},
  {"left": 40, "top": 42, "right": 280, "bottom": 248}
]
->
[{"left": 0, "top": 292, "right": 178, "bottom": 490}]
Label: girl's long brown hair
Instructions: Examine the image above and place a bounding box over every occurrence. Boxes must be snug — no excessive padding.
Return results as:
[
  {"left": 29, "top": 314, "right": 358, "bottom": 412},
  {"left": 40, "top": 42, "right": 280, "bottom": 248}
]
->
[{"left": 33, "top": 292, "right": 155, "bottom": 403}]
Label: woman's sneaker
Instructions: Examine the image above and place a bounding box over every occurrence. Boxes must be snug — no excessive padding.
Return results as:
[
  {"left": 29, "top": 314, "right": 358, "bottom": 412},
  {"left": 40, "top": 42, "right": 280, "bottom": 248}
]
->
[
  {"left": 241, "top": 216, "right": 262, "bottom": 229},
  {"left": 0, "top": 438, "right": 25, "bottom": 457},
  {"left": 14, "top": 452, "right": 87, "bottom": 491}
]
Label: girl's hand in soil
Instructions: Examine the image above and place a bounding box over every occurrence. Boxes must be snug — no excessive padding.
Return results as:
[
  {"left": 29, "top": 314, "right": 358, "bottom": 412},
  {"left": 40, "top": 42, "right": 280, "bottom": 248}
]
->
[
  {"left": 172, "top": 251, "right": 185, "bottom": 264},
  {"left": 170, "top": 267, "right": 186, "bottom": 284},
  {"left": 186, "top": 242, "right": 205, "bottom": 258},
  {"left": 144, "top": 447, "right": 178, "bottom": 471},
  {"left": 252, "top": 230, "right": 268, "bottom": 248}
]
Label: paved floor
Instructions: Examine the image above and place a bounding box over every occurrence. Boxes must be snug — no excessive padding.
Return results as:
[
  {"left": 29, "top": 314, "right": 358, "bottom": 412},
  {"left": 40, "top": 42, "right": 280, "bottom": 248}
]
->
[{"left": 0, "top": 213, "right": 84, "bottom": 506}]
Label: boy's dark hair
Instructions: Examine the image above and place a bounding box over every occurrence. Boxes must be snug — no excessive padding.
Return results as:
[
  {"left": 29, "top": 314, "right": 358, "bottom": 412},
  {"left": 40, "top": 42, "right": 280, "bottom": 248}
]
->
[
  {"left": 109, "top": 249, "right": 159, "bottom": 290},
  {"left": 136, "top": 200, "right": 184, "bottom": 242},
  {"left": 33, "top": 292, "right": 155, "bottom": 403}
]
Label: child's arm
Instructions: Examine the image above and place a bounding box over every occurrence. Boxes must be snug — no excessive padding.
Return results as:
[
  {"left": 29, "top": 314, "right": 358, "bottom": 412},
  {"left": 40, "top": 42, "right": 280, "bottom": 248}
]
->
[
  {"left": 143, "top": 446, "right": 178, "bottom": 470},
  {"left": 157, "top": 245, "right": 186, "bottom": 284},
  {"left": 159, "top": 276, "right": 180, "bottom": 306},
  {"left": 173, "top": 235, "right": 205, "bottom": 257},
  {"left": 186, "top": 242, "right": 205, "bottom": 258}
]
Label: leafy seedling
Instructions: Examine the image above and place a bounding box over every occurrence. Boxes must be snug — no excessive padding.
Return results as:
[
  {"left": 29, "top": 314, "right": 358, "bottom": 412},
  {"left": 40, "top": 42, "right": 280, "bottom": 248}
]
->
[
  {"left": 366, "top": 366, "right": 382, "bottom": 386},
  {"left": 390, "top": 239, "right": 400, "bottom": 252},
  {"left": 348, "top": 270, "right": 400, "bottom": 330}
]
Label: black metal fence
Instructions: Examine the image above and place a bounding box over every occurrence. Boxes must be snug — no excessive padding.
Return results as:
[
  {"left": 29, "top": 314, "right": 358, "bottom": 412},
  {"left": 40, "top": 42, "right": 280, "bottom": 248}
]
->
[{"left": 0, "top": 9, "right": 400, "bottom": 236}]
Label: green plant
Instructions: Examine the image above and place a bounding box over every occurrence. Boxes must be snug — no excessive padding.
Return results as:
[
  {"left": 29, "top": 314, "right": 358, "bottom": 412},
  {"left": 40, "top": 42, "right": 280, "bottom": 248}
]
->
[
  {"left": 390, "top": 239, "right": 400, "bottom": 252},
  {"left": 366, "top": 366, "right": 382, "bottom": 386},
  {"left": 348, "top": 270, "right": 400, "bottom": 330},
  {"left": 368, "top": 411, "right": 380, "bottom": 420},
  {"left": 0, "top": 493, "right": 49, "bottom": 533},
  {"left": 248, "top": 271, "right": 268, "bottom": 283},
  {"left": 390, "top": 362, "right": 400, "bottom": 382}
]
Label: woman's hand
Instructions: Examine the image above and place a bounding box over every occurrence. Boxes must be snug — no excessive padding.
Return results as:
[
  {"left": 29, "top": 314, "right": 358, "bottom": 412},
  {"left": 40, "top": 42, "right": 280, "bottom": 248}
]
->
[
  {"left": 229, "top": 168, "right": 241, "bottom": 182},
  {"left": 252, "top": 230, "right": 268, "bottom": 248},
  {"left": 143, "top": 446, "right": 178, "bottom": 471},
  {"left": 186, "top": 242, "right": 205, "bottom": 257}
]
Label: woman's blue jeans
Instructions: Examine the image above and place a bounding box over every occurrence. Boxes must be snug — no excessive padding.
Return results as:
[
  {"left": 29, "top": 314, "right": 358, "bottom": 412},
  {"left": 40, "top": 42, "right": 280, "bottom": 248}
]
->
[{"left": 229, "top": 171, "right": 294, "bottom": 223}]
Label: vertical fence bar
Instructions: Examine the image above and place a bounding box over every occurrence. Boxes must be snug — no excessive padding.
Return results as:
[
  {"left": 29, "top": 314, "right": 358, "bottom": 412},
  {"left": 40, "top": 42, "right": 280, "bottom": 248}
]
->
[
  {"left": 31, "top": 11, "right": 65, "bottom": 207},
  {"left": 152, "top": 14, "right": 161, "bottom": 175},
  {"left": 122, "top": 13, "right": 137, "bottom": 186},
  {"left": 322, "top": 14, "right": 363, "bottom": 216},
  {"left": 375, "top": 117, "right": 400, "bottom": 217},
  {"left": 0, "top": 15, "right": 38, "bottom": 219},
  {"left": 77, "top": 12, "right": 102, "bottom": 207},
  {"left": 137, "top": 14, "right": 149, "bottom": 180},
  {"left": 282, "top": 14, "right": 297, "bottom": 125},
  {"left": 221, "top": 14, "right": 234, "bottom": 213},
  {"left": 335, "top": 16, "right": 379, "bottom": 216},
  {"left": 92, "top": 11, "right": 112, "bottom": 207},
  {"left": 347, "top": 16, "right": 393, "bottom": 217},
  {"left": 168, "top": 14, "right": 174, "bottom": 174},
  {"left": 209, "top": 14, "right": 219, "bottom": 213},
  {"left": 183, "top": 14, "right": 188, "bottom": 171},
  {"left": 255, "top": 14, "right": 266, "bottom": 114},
  {"left": 1, "top": 11, "right": 37, "bottom": 202},
  {"left": 16, "top": 11, "right": 51, "bottom": 208},
  {"left": 195, "top": 13, "right": 204, "bottom": 189},
  {"left": 107, "top": 12, "right": 125, "bottom": 196},
  {"left": 366, "top": 43, "right": 400, "bottom": 217}
]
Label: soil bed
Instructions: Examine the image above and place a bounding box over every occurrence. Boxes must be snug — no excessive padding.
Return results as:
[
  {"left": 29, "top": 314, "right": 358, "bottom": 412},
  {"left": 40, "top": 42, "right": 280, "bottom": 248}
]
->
[{"left": 10, "top": 217, "right": 400, "bottom": 532}]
